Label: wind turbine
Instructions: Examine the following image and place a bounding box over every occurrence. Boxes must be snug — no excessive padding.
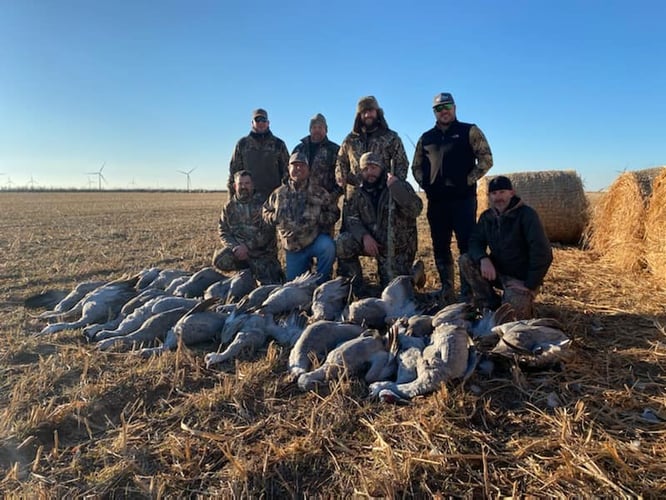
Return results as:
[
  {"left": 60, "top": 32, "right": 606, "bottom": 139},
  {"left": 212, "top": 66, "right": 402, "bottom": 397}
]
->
[
  {"left": 27, "top": 176, "right": 39, "bottom": 190},
  {"left": 177, "top": 167, "right": 196, "bottom": 192},
  {"left": 86, "top": 162, "right": 107, "bottom": 190}
]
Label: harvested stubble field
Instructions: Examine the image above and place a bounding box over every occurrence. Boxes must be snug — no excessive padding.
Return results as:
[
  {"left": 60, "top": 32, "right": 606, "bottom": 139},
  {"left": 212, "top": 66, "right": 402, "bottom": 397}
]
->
[{"left": 1, "top": 191, "right": 665, "bottom": 498}]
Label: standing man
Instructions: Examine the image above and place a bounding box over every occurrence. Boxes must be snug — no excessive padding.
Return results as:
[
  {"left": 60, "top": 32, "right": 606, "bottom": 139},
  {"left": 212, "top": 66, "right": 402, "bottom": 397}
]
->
[
  {"left": 292, "top": 113, "right": 342, "bottom": 235},
  {"left": 263, "top": 152, "right": 339, "bottom": 284},
  {"left": 412, "top": 92, "right": 493, "bottom": 304},
  {"left": 336, "top": 95, "right": 409, "bottom": 191},
  {"left": 227, "top": 108, "right": 289, "bottom": 201},
  {"left": 337, "top": 152, "right": 423, "bottom": 293},
  {"left": 212, "top": 170, "right": 283, "bottom": 285},
  {"left": 459, "top": 176, "right": 553, "bottom": 319}
]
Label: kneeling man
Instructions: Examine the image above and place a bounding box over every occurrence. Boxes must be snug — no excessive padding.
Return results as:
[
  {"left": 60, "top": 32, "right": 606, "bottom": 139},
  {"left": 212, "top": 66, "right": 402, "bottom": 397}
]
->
[
  {"left": 337, "top": 152, "right": 423, "bottom": 293},
  {"left": 263, "top": 152, "right": 339, "bottom": 284},
  {"left": 459, "top": 175, "right": 552, "bottom": 319}
]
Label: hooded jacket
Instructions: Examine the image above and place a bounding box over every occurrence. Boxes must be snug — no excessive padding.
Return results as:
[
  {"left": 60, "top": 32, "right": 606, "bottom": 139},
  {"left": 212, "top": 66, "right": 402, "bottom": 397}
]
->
[
  {"left": 335, "top": 107, "right": 409, "bottom": 187},
  {"left": 468, "top": 196, "right": 552, "bottom": 290}
]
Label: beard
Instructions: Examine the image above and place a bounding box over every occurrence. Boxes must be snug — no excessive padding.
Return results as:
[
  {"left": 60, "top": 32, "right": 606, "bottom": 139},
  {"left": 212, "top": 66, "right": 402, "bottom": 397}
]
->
[
  {"left": 363, "top": 117, "right": 377, "bottom": 130},
  {"left": 236, "top": 188, "right": 252, "bottom": 201}
]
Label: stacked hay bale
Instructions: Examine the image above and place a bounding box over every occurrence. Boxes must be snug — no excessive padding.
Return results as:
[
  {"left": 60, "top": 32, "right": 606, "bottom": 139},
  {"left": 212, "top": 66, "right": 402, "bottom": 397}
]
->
[
  {"left": 645, "top": 168, "right": 666, "bottom": 282},
  {"left": 585, "top": 166, "right": 664, "bottom": 273},
  {"left": 477, "top": 170, "right": 588, "bottom": 244}
]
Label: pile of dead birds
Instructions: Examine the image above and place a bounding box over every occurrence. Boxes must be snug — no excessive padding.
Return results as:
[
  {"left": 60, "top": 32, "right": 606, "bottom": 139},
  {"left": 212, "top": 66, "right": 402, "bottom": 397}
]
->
[{"left": 26, "top": 266, "right": 573, "bottom": 403}]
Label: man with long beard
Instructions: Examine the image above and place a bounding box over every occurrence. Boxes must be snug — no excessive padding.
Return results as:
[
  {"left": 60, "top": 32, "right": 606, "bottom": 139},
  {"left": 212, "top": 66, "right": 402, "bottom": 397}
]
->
[
  {"left": 335, "top": 95, "right": 409, "bottom": 195},
  {"left": 213, "top": 170, "right": 283, "bottom": 284}
]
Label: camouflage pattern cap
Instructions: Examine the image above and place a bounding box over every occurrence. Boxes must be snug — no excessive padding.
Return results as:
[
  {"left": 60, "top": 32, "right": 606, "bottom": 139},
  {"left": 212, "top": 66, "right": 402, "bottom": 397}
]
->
[
  {"left": 432, "top": 93, "right": 455, "bottom": 107},
  {"left": 359, "top": 151, "right": 383, "bottom": 170},
  {"left": 356, "top": 95, "right": 380, "bottom": 113},
  {"left": 289, "top": 151, "right": 309, "bottom": 165},
  {"left": 252, "top": 108, "right": 268, "bottom": 119}
]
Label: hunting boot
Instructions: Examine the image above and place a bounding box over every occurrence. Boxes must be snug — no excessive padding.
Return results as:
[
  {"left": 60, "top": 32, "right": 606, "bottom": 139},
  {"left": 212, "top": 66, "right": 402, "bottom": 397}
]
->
[
  {"left": 337, "top": 258, "right": 364, "bottom": 298},
  {"left": 435, "top": 259, "right": 456, "bottom": 305}
]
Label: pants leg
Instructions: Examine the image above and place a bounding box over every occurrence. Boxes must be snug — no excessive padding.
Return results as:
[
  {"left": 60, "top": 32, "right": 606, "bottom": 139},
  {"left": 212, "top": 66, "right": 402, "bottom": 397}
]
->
[
  {"left": 451, "top": 197, "right": 477, "bottom": 300},
  {"left": 458, "top": 253, "right": 501, "bottom": 309},
  {"left": 309, "top": 233, "right": 336, "bottom": 283},
  {"left": 285, "top": 248, "right": 311, "bottom": 282},
  {"left": 249, "top": 256, "right": 284, "bottom": 285}
]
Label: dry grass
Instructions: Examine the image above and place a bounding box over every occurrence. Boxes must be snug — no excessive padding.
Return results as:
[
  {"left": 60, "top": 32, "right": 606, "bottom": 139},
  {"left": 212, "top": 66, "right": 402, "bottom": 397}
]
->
[
  {"left": 645, "top": 169, "right": 666, "bottom": 284},
  {"left": 1, "top": 192, "right": 665, "bottom": 497},
  {"left": 585, "top": 167, "right": 664, "bottom": 271}
]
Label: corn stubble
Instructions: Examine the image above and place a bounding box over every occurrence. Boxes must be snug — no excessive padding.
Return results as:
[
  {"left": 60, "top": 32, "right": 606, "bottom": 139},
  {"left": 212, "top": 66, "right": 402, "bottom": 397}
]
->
[{"left": 0, "top": 192, "right": 665, "bottom": 497}]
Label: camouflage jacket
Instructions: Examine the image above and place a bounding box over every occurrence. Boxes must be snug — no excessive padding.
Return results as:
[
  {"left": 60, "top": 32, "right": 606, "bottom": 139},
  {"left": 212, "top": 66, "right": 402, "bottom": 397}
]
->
[
  {"left": 218, "top": 193, "right": 278, "bottom": 258},
  {"left": 263, "top": 179, "right": 340, "bottom": 252},
  {"left": 227, "top": 130, "right": 290, "bottom": 200},
  {"left": 345, "top": 177, "right": 423, "bottom": 253},
  {"left": 292, "top": 136, "right": 343, "bottom": 200},
  {"left": 335, "top": 128, "right": 409, "bottom": 188}
]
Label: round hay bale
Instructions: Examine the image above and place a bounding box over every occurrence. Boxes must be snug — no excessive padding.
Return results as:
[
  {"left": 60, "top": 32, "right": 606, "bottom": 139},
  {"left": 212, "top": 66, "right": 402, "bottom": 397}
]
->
[
  {"left": 645, "top": 167, "right": 666, "bottom": 282},
  {"left": 584, "top": 166, "right": 664, "bottom": 272},
  {"left": 477, "top": 170, "right": 589, "bottom": 244}
]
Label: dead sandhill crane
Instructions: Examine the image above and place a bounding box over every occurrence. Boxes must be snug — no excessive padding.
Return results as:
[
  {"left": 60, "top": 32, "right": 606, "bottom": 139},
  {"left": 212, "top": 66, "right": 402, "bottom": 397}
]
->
[
  {"left": 297, "top": 330, "right": 395, "bottom": 391},
  {"left": 369, "top": 322, "right": 474, "bottom": 403},
  {"left": 35, "top": 276, "right": 140, "bottom": 336},
  {"left": 139, "top": 297, "right": 229, "bottom": 358},
  {"left": 288, "top": 320, "right": 364, "bottom": 378},
  {"left": 489, "top": 317, "right": 572, "bottom": 368},
  {"left": 89, "top": 296, "right": 199, "bottom": 342},
  {"left": 255, "top": 272, "right": 320, "bottom": 316},
  {"left": 173, "top": 267, "right": 227, "bottom": 298},
  {"left": 96, "top": 306, "right": 190, "bottom": 351},
  {"left": 310, "top": 277, "right": 351, "bottom": 322},
  {"left": 345, "top": 275, "right": 420, "bottom": 329},
  {"left": 34, "top": 280, "right": 107, "bottom": 320}
]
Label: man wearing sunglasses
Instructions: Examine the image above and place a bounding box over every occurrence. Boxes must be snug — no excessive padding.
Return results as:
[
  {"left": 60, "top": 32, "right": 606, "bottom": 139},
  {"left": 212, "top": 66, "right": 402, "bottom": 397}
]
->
[
  {"left": 227, "top": 108, "right": 289, "bottom": 201},
  {"left": 411, "top": 92, "right": 493, "bottom": 305}
]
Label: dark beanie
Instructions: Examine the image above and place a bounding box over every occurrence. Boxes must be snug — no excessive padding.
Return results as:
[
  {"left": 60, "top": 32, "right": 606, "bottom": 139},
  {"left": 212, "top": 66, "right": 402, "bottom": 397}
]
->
[{"left": 488, "top": 175, "right": 513, "bottom": 192}]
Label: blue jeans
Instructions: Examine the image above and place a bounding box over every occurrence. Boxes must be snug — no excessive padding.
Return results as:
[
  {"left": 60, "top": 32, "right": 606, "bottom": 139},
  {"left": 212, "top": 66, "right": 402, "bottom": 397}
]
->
[{"left": 285, "top": 233, "right": 336, "bottom": 284}]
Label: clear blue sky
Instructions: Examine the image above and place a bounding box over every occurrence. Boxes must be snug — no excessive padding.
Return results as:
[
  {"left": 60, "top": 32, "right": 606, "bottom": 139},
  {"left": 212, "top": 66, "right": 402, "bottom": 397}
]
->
[{"left": 1, "top": 0, "right": 664, "bottom": 191}]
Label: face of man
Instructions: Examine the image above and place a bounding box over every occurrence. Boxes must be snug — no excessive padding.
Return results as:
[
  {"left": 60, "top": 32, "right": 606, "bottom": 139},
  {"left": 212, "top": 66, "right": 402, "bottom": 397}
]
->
[
  {"left": 361, "top": 108, "right": 378, "bottom": 129},
  {"left": 252, "top": 116, "right": 269, "bottom": 133},
  {"left": 309, "top": 123, "right": 326, "bottom": 143},
  {"left": 433, "top": 103, "right": 456, "bottom": 126},
  {"left": 234, "top": 175, "right": 254, "bottom": 201},
  {"left": 360, "top": 162, "right": 383, "bottom": 184},
  {"left": 489, "top": 189, "right": 514, "bottom": 214},
  {"left": 288, "top": 161, "right": 310, "bottom": 183}
]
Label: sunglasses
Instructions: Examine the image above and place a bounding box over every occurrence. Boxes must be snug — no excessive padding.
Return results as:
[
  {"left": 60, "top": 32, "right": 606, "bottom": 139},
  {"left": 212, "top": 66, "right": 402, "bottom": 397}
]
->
[
  {"left": 434, "top": 103, "right": 454, "bottom": 112},
  {"left": 254, "top": 116, "right": 268, "bottom": 123}
]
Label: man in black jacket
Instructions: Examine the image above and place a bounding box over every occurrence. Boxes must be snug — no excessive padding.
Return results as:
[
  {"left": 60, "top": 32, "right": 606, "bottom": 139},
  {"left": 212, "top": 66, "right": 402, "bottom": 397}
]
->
[
  {"left": 459, "top": 176, "right": 553, "bottom": 319},
  {"left": 412, "top": 92, "right": 493, "bottom": 304}
]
